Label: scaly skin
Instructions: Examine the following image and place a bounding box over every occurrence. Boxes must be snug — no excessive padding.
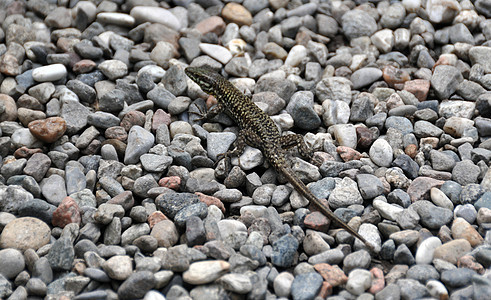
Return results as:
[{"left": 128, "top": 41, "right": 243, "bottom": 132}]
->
[{"left": 185, "top": 67, "right": 371, "bottom": 248}]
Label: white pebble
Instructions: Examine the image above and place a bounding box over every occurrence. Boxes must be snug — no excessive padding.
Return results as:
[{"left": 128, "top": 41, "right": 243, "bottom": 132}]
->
[
  {"left": 402, "top": 0, "right": 422, "bottom": 13},
  {"left": 322, "top": 100, "right": 350, "bottom": 126},
  {"left": 346, "top": 269, "right": 372, "bottom": 296},
  {"left": 426, "top": 280, "right": 449, "bottom": 299},
  {"left": 285, "top": 45, "right": 307, "bottom": 67},
  {"left": 331, "top": 124, "right": 357, "bottom": 148},
  {"left": 371, "top": 29, "right": 394, "bottom": 53},
  {"left": 130, "top": 6, "right": 181, "bottom": 31},
  {"left": 32, "top": 64, "right": 67, "bottom": 82},
  {"left": 415, "top": 236, "right": 442, "bottom": 264},
  {"left": 199, "top": 43, "right": 232, "bottom": 65},
  {"left": 369, "top": 139, "right": 393, "bottom": 167},
  {"left": 274, "top": 272, "right": 294, "bottom": 297},
  {"left": 143, "top": 291, "right": 166, "bottom": 300},
  {"left": 183, "top": 260, "right": 230, "bottom": 285},
  {"left": 430, "top": 188, "right": 454, "bottom": 210},
  {"left": 97, "top": 12, "right": 135, "bottom": 27}
]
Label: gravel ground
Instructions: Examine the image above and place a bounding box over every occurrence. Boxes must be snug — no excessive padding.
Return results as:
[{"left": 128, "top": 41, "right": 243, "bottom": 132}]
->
[{"left": 1, "top": 0, "right": 491, "bottom": 299}]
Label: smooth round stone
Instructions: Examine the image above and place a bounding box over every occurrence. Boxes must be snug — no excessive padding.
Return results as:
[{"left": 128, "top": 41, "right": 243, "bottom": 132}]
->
[
  {"left": 369, "top": 139, "right": 393, "bottom": 167},
  {"left": 433, "top": 239, "right": 472, "bottom": 265},
  {"left": 285, "top": 45, "right": 307, "bottom": 67},
  {"left": 415, "top": 236, "right": 442, "bottom": 264},
  {"left": 32, "top": 64, "right": 67, "bottom": 82},
  {"left": 130, "top": 7, "right": 181, "bottom": 31},
  {"left": 274, "top": 272, "right": 294, "bottom": 298},
  {"left": 451, "top": 217, "right": 483, "bottom": 247},
  {"left": 430, "top": 188, "right": 454, "bottom": 210},
  {"left": 222, "top": 3, "right": 252, "bottom": 26},
  {"left": 28, "top": 117, "right": 66, "bottom": 143},
  {"left": 426, "top": 280, "right": 449, "bottom": 299},
  {"left": 183, "top": 260, "right": 230, "bottom": 285},
  {"left": 351, "top": 67, "right": 383, "bottom": 89},
  {"left": 0, "top": 248, "right": 25, "bottom": 279},
  {"left": 169, "top": 121, "right": 193, "bottom": 137},
  {"left": 328, "top": 177, "right": 363, "bottom": 209},
  {"left": 103, "top": 255, "right": 133, "bottom": 281},
  {"left": 96, "top": 12, "right": 135, "bottom": 27},
  {"left": 0, "top": 94, "right": 17, "bottom": 122},
  {"left": 199, "top": 43, "right": 232, "bottom": 65},
  {"left": 0, "top": 217, "right": 51, "bottom": 250},
  {"left": 150, "top": 220, "right": 179, "bottom": 248},
  {"left": 454, "top": 204, "right": 477, "bottom": 224}
]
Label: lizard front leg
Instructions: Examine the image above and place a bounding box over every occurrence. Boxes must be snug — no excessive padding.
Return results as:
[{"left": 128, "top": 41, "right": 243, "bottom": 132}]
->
[
  {"left": 189, "top": 101, "right": 225, "bottom": 122},
  {"left": 217, "top": 129, "right": 262, "bottom": 162}
]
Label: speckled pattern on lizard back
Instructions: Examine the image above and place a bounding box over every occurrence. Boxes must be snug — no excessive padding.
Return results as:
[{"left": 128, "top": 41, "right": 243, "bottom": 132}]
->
[{"left": 185, "top": 66, "right": 372, "bottom": 249}]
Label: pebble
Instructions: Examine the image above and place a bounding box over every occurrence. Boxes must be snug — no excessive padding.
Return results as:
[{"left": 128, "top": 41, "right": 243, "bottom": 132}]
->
[
  {"left": 369, "top": 139, "right": 393, "bottom": 167},
  {"left": 346, "top": 269, "right": 372, "bottom": 296},
  {"left": 0, "top": 217, "right": 51, "bottom": 250},
  {"left": 433, "top": 239, "right": 472, "bottom": 265},
  {"left": 32, "top": 64, "right": 67, "bottom": 82},
  {"left": 271, "top": 234, "right": 299, "bottom": 268},
  {"left": 47, "top": 237, "right": 75, "bottom": 271},
  {"left": 118, "top": 271, "right": 156, "bottom": 300},
  {"left": 124, "top": 126, "right": 155, "bottom": 164},
  {"left": 328, "top": 177, "right": 363, "bottom": 209},
  {"left": 415, "top": 236, "right": 442, "bottom": 264},
  {"left": 96, "top": 12, "right": 135, "bottom": 27},
  {"left": 217, "top": 273, "right": 252, "bottom": 294},
  {"left": 103, "top": 255, "right": 133, "bottom": 281},
  {"left": 131, "top": 7, "right": 180, "bottom": 30},
  {"left": 290, "top": 272, "right": 323, "bottom": 300},
  {"left": 451, "top": 217, "right": 483, "bottom": 247},
  {"left": 183, "top": 260, "right": 230, "bottom": 285},
  {"left": 28, "top": 117, "right": 66, "bottom": 143},
  {"left": 0, "top": 249, "right": 25, "bottom": 279}
]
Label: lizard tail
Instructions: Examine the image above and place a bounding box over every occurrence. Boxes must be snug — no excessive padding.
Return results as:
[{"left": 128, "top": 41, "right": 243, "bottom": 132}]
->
[{"left": 279, "top": 166, "right": 373, "bottom": 249}]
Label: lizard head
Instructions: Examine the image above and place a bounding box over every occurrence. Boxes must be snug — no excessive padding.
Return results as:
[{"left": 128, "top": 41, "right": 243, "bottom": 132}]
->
[{"left": 185, "top": 67, "right": 223, "bottom": 96}]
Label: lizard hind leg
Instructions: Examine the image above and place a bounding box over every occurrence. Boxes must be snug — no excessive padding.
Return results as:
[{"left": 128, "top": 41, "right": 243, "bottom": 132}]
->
[{"left": 279, "top": 134, "right": 314, "bottom": 160}]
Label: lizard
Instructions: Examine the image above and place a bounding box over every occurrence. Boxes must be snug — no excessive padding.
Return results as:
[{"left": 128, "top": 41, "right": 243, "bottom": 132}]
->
[{"left": 185, "top": 66, "right": 372, "bottom": 249}]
